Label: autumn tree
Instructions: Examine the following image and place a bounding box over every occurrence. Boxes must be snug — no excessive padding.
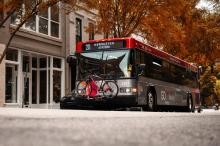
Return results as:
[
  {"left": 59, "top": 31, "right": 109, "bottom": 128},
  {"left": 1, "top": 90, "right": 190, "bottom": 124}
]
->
[
  {"left": 85, "top": 0, "right": 156, "bottom": 38},
  {"left": 0, "top": 0, "right": 78, "bottom": 64},
  {"left": 140, "top": 0, "right": 220, "bottom": 65}
]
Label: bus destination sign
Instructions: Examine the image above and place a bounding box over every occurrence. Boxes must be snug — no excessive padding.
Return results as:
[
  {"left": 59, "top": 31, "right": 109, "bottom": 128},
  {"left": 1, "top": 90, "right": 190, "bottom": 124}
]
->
[{"left": 83, "top": 40, "right": 126, "bottom": 51}]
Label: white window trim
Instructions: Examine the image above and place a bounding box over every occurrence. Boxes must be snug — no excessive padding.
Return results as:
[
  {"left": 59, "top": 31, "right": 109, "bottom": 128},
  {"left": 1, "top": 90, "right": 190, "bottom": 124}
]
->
[
  {"left": 49, "top": 56, "right": 53, "bottom": 105},
  {"left": 11, "top": 4, "right": 61, "bottom": 39},
  {"left": 53, "top": 68, "right": 62, "bottom": 71},
  {"left": 5, "top": 60, "right": 19, "bottom": 65}
]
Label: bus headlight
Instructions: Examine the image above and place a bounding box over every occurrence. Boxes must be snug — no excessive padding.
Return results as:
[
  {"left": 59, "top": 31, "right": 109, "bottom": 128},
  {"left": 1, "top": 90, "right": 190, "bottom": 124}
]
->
[
  {"left": 120, "top": 87, "right": 137, "bottom": 93},
  {"left": 126, "top": 88, "right": 131, "bottom": 93}
]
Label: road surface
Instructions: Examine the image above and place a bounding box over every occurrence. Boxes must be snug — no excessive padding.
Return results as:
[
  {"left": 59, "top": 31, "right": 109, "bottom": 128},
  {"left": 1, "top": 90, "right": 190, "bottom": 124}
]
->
[{"left": 0, "top": 108, "right": 219, "bottom": 146}]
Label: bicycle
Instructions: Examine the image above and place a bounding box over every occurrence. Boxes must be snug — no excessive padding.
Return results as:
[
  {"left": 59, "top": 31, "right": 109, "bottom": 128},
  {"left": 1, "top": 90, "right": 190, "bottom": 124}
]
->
[{"left": 76, "top": 74, "right": 119, "bottom": 98}]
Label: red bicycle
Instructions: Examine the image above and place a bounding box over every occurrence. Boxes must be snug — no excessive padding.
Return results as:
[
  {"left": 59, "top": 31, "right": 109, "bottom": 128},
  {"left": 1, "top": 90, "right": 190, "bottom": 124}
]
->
[{"left": 76, "top": 74, "right": 119, "bottom": 98}]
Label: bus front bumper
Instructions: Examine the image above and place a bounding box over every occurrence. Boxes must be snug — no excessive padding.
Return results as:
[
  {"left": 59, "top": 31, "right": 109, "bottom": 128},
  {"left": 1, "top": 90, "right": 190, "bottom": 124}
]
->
[{"left": 60, "top": 95, "right": 137, "bottom": 109}]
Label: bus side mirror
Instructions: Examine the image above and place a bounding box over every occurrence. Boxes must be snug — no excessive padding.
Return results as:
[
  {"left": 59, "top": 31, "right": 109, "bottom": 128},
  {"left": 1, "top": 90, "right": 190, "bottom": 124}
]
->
[{"left": 67, "top": 56, "right": 76, "bottom": 65}]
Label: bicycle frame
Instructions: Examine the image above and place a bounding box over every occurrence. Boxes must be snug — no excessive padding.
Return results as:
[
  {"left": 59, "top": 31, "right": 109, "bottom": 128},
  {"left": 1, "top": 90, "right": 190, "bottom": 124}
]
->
[{"left": 77, "top": 74, "right": 118, "bottom": 99}]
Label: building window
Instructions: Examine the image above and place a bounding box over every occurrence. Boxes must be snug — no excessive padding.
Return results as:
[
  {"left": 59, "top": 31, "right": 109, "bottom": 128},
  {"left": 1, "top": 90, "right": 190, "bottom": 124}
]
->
[
  {"left": 25, "top": 0, "right": 36, "bottom": 31},
  {"left": 50, "top": 5, "right": 59, "bottom": 37},
  {"left": 6, "top": 65, "right": 18, "bottom": 103},
  {"left": 53, "top": 57, "right": 62, "bottom": 103},
  {"left": 88, "top": 23, "right": 95, "bottom": 40},
  {"left": 76, "top": 18, "right": 82, "bottom": 44},
  {"left": 53, "top": 58, "right": 61, "bottom": 68},
  {"left": 38, "top": 4, "right": 60, "bottom": 37},
  {"left": 5, "top": 49, "right": 19, "bottom": 103},
  {"left": 11, "top": 2, "right": 60, "bottom": 38},
  {"left": 40, "top": 70, "right": 47, "bottom": 104},
  {"left": 6, "top": 49, "right": 18, "bottom": 61},
  {"left": 53, "top": 70, "right": 61, "bottom": 103},
  {"left": 11, "top": 4, "right": 24, "bottom": 25},
  {"left": 39, "top": 8, "right": 49, "bottom": 35},
  {"left": 26, "top": 16, "right": 36, "bottom": 31}
]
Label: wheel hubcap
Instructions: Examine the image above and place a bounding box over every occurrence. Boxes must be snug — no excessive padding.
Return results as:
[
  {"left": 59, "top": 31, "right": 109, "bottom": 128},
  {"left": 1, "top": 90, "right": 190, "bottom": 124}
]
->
[
  {"left": 189, "top": 98, "right": 192, "bottom": 110},
  {"left": 148, "top": 93, "right": 153, "bottom": 109}
]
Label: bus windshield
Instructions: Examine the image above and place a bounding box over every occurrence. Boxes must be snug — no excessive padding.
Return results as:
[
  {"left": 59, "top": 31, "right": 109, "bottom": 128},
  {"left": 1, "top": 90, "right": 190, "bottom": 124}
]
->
[{"left": 77, "top": 50, "right": 133, "bottom": 79}]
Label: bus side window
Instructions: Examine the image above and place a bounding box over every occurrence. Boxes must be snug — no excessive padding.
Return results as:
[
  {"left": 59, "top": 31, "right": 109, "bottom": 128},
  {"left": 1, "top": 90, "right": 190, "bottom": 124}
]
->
[
  {"left": 135, "top": 50, "right": 146, "bottom": 76},
  {"left": 135, "top": 50, "right": 141, "bottom": 65},
  {"left": 170, "top": 65, "right": 177, "bottom": 83},
  {"left": 184, "top": 70, "right": 198, "bottom": 88},
  {"left": 162, "top": 61, "right": 170, "bottom": 81},
  {"left": 151, "top": 56, "right": 162, "bottom": 80},
  {"left": 170, "top": 64, "right": 186, "bottom": 85},
  {"left": 176, "top": 66, "right": 185, "bottom": 85},
  {"left": 140, "top": 52, "right": 145, "bottom": 64},
  {"left": 144, "top": 53, "right": 152, "bottom": 77}
]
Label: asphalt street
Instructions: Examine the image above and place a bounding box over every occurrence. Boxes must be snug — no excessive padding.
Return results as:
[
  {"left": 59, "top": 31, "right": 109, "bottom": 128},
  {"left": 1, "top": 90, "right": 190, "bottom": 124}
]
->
[{"left": 0, "top": 108, "right": 219, "bottom": 146}]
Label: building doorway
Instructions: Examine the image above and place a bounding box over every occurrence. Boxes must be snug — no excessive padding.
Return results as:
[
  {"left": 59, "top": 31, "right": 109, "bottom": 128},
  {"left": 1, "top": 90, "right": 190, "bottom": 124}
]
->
[{"left": 5, "top": 49, "right": 65, "bottom": 108}]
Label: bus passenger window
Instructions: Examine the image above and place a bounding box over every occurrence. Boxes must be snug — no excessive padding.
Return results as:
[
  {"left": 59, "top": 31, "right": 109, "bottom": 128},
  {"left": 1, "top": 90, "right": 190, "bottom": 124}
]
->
[
  {"left": 136, "top": 51, "right": 141, "bottom": 65},
  {"left": 162, "top": 61, "right": 170, "bottom": 81},
  {"left": 140, "top": 53, "right": 145, "bottom": 64},
  {"left": 151, "top": 57, "right": 162, "bottom": 80}
]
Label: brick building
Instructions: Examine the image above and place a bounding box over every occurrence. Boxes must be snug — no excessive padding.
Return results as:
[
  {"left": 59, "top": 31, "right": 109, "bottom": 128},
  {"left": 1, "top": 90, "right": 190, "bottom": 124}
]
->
[{"left": 0, "top": 1, "right": 102, "bottom": 108}]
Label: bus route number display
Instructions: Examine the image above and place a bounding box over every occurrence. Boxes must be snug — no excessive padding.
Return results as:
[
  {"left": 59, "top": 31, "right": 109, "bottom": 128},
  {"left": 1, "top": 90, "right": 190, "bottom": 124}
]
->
[{"left": 83, "top": 41, "right": 126, "bottom": 51}]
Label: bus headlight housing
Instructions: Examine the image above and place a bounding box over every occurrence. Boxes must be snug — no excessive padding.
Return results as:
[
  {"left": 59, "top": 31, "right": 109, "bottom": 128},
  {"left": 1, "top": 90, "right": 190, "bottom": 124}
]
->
[{"left": 120, "top": 87, "right": 137, "bottom": 93}]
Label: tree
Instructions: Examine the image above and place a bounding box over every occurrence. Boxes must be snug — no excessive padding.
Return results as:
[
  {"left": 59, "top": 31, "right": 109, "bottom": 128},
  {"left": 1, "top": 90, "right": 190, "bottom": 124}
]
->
[
  {"left": 200, "top": 66, "right": 218, "bottom": 105},
  {"left": 85, "top": 0, "right": 155, "bottom": 38},
  {"left": 140, "top": 0, "right": 220, "bottom": 65},
  {"left": 0, "top": 0, "right": 78, "bottom": 64}
]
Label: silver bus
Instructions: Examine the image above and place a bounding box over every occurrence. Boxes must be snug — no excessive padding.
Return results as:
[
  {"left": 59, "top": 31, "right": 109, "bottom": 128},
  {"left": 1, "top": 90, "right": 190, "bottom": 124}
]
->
[{"left": 62, "top": 38, "right": 200, "bottom": 112}]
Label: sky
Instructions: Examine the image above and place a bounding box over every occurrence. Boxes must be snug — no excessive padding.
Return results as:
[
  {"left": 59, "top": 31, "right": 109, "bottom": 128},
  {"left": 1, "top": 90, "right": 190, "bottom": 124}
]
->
[{"left": 196, "top": 0, "right": 215, "bottom": 10}]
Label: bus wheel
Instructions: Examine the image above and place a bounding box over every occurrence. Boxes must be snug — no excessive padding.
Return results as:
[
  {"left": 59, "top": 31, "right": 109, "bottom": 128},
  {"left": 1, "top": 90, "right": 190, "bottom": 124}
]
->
[{"left": 147, "top": 91, "right": 156, "bottom": 111}]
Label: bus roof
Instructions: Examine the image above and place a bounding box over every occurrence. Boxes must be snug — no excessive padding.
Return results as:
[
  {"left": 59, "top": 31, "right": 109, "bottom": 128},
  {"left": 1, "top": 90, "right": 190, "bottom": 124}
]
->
[{"left": 76, "top": 37, "right": 198, "bottom": 72}]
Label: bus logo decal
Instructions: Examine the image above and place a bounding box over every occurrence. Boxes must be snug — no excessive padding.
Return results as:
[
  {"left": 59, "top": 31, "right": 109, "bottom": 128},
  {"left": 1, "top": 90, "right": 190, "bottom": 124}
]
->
[{"left": 161, "top": 91, "right": 166, "bottom": 101}]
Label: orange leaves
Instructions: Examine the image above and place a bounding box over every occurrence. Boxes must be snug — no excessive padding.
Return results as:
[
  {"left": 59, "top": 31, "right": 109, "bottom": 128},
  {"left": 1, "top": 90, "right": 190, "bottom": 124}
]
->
[
  {"left": 84, "top": 0, "right": 151, "bottom": 37},
  {"left": 140, "top": 0, "right": 220, "bottom": 66}
]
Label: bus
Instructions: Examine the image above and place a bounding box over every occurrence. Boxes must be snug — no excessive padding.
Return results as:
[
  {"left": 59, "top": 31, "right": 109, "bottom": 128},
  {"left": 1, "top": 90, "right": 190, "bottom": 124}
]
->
[{"left": 62, "top": 38, "right": 201, "bottom": 112}]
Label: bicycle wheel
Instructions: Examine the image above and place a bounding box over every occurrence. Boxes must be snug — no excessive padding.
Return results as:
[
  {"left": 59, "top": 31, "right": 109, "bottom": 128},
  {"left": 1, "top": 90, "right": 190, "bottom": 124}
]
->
[
  {"left": 76, "top": 81, "right": 92, "bottom": 96},
  {"left": 102, "top": 81, "right": 119, "bottom": 98}
]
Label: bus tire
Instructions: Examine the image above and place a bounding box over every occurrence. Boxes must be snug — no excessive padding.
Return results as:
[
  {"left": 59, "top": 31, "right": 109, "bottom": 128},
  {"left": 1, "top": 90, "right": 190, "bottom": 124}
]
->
[
  {"left": 147, "top": 90, "right": 157, "bottom": 111},
  {"left": 187, "top": 94, "right": 194, "bottom": 112}
]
